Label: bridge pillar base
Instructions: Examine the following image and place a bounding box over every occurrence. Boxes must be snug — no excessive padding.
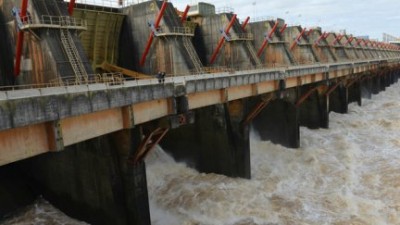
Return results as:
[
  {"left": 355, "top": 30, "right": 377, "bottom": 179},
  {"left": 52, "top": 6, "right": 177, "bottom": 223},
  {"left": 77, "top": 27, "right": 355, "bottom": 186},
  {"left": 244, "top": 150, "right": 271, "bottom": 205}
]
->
[
  {"left": 329, "top": 83, "right": 348, "bottom": 114},
  {"left": 161, "top": 101, "right": 251, "bottom": 179},
  {"left": 379, "top": 75, "right": 387, "bottom": 92},
  {"left": 348, "top": 81, "right": 362, "bottom": 106},
  {"left": 253, "top": 98, "right": 300, "bottom": 148},
  {"left": 298, "top": 85, "right": 329, "bottom": 129},
  {"left": 19, "top": 128, "right": 150, "bottom": 225},
  {"left": 361, "top": 77, "right": 372, "bottom": 99},
  {"left": 371, "top": 75, "right": 381, "bottom": 95},
  {"left": 0, "top": 164, "right": 38, "bottom": 217}
]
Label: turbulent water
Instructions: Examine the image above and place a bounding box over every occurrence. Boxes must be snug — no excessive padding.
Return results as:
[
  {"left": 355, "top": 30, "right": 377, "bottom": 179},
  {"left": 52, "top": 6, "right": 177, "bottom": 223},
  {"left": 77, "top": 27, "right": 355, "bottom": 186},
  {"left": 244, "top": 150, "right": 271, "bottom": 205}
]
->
[{"left": 3, "top": 82, "right": 400, "bottom": 224}]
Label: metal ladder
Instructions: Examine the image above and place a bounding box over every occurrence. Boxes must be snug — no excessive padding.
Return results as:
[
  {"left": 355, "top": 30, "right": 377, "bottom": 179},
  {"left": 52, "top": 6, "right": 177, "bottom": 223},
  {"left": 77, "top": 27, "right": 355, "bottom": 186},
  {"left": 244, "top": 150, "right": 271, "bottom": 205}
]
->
[
  {"left": 245, "top": 41, "right": 262, "bottom": 66},
  {"left": 60, "top": 28, "right": 88, "bottom": 83},
  {"left": 183, "top": 37, "right": 204, "bottom": 73}
]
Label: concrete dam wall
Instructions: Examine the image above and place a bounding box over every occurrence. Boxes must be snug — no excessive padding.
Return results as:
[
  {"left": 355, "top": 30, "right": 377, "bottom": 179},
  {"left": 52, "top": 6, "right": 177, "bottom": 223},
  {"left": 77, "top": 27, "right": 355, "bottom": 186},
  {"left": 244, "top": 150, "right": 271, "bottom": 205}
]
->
[
  {"left": 0, "top": 0, "right": 93, "bottom": 84},
  {"left": 0, "top": 0, "right": 400, "bottom": 224},
  {"left": 0, "top": 10, "right": 14, "bottom": 86}
]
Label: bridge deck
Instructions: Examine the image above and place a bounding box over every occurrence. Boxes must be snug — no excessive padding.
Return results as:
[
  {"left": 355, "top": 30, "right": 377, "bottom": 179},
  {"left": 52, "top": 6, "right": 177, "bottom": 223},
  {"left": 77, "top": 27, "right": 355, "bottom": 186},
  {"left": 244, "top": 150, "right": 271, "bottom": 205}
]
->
[{"left": 0, "top": 58, "right": 399, "bottom": 166}]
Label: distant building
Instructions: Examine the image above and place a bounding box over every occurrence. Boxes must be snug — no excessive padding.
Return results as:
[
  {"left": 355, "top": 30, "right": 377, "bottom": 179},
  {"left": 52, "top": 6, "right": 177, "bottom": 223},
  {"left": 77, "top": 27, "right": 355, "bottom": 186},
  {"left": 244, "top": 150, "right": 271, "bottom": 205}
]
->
[
  {"left": 356, "top": 35, "right": 370, "bottom": 40},
  {"left": 383, "top": 33, "right": 400, "bottom": 43}
]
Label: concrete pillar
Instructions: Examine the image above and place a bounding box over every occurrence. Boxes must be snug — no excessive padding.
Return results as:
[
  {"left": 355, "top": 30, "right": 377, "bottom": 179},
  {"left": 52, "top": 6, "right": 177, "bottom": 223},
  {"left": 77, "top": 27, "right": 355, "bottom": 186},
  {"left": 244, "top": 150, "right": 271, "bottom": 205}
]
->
[
  {"left": 371, "top": 75, "right": 381, "bottom": 95},
  {"left": 19, "top": 128, "right": 151, "bottom": 225},
  {"left": 361, "top": 77, "right": 372, "bottom": 99},
  {"left": 348, "top": 81, "right": 362, "bottom": 106},
  {"left": 161, "top": 100, "right": 251, "bottom": 179},
  {"left": 384, "top": 72, "right": 392, "bottom": 87},
  {"left": 379, "top": 75, "right": 387, "bottom": 91},
  {"left": 329, "top": 83, "right": 348, "bottom": 114},
  {"left": 298, "top": 85, "right": 329, "bottom": 129},
  {"left": 0, "top": 163, "right": 38, "bottom": 217},
  {"left": 394, "top": 70, "right": 400, "bottom": 83},
  {"left": 253, "top": 98, "right": 300, "bottom": 148}
]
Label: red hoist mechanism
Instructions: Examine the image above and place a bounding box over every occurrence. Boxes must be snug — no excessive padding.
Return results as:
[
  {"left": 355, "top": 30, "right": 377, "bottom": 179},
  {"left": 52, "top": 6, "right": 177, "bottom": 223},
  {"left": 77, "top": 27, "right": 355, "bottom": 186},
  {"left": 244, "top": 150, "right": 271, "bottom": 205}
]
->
[
  {"left": 209, "top": 14, "right": 237, "bottom": 64},
  {"left": 256, "top": 21, "right": 279, "bottom": 57},
  {"left": 289, "top": 28, "right": 307, "bottom": 50},
  {"left": 313, "top": 32, "right": 330, "bottom": 46},
  {"left": 139, "top": 0, "right": 169, "bottom": 66},
  {"left": 14, "top": 0, "right": 76, "bottom": 76}
]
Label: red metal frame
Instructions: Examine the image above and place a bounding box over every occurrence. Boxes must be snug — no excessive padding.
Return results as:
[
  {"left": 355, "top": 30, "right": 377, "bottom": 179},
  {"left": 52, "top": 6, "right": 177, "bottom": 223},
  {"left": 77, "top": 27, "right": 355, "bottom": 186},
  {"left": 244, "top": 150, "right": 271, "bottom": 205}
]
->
[
  {"left": 332, "top": 34, "right": 343, "bottom": 45},
  {"left": 356, "top": 38, "right": 364, "bottom": 47},
  {"left": 280, "top": 24, "right": 287, "bottom": 34},
  {"left": 68, "top": 0, "right": 76, "bottom": 15},
  {"left": 130, "top": 128, "right": 169, "bottom": 164},
  {"left": 209, "top": 14, "right": 237, "bottom": 64},
  {"left": 140, "top": 0, "right": 168, "bottom": 66},
  {"left": 242, "top": 96, "right": 273, "bottom": 126},
  {"left": 241, "top": 16, "right": 250, "bottom": 31},
  {"left": 256, "top": 21, "right": 279, "bottom": 57},
  {"left": 181, "top": 5, "right": 190, "bottom": 22},
  {"left": 14, "top": 0, "right": 29, "bottom": 76},
  {"left": 295, "top": 86, "right": 319, "bottom": 108},
  {"left": 290, "top": 28, "right": 306, "bottom": 50},
  {"left": 344, "top": 36, "right": 354, "bottom": 46},
  {"left": 314, "top": 32, "right": 327, "bottom": 46},
  {"left": 306, "top": 28, "right": 313, "bottom": 36}
]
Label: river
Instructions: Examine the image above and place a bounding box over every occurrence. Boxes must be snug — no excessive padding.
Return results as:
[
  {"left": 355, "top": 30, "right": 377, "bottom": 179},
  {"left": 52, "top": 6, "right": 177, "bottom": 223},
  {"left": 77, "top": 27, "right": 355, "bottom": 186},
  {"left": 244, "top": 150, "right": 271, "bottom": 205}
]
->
[{"left": 3, "top": 82, "right": 400, "bottom": 224}]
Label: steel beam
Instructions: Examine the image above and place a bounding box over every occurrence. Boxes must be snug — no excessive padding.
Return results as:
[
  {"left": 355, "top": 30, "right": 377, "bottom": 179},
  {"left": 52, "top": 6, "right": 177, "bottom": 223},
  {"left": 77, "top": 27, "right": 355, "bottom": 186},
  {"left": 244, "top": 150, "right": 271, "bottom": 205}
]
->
[
  {"left": 14, "top": 0, "right": 29, "bottom": 76},
  {"left": 140, "top": 0, "right": 168, "bottom": 66},
  {"left": 210, "top": 14, "right": 237, "bottom": 64}
]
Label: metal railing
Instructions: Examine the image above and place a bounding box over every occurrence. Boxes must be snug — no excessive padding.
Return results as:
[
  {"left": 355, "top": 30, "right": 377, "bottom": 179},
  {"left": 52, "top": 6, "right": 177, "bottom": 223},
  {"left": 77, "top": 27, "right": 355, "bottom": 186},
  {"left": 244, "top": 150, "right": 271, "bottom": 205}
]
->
[
  {"left": 250, "top": 16, "right": 276, "bottom": 23},
  {"left": 216, "top": 7, "right": 235, "bottom": 14},
  {"left": 19, "top": 15, "right": 87, "bottom": 29},
  {"left": 0, "top": 73, "right": 124, "bottom": 92},
  {"left": 229, "top": 33, "right": 254, "bottom": 41},
  {"left": 157, "top": 26, "right": 195, "bottom": 36},
  {"left": 2, "top": 58, "right": 399, "bottom": 92},
  {"left": 63, "top": 0, "right": 169, "bottom": 10}
]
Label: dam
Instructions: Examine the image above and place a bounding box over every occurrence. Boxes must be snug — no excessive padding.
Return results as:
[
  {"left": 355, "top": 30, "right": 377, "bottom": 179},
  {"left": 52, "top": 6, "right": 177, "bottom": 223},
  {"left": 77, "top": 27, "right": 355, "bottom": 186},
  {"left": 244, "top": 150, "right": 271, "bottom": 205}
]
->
[{"left": 0, "top": 0, "right": 400, "bottom": 224}]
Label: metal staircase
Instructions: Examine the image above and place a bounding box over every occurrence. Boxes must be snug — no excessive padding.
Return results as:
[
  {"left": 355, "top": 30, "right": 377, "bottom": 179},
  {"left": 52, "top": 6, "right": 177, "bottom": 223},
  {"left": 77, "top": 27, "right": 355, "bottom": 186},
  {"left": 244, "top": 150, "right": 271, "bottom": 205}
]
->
[
  {"left": 60, "top": 29, "right": 88, "bottom": 83},
  {"left": 183, "top": 37, "right": 204, "bottom": 73},
  {"left": 246, "top": 41, "right": 262, "bottom": 66}
]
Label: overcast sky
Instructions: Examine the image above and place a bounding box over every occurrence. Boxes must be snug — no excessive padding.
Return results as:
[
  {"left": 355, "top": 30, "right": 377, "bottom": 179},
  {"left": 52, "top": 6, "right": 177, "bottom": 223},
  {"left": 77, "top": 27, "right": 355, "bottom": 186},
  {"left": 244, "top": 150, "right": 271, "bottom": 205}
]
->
[{"left": 169, "top": 0, "right": 400, "bottom": 40}]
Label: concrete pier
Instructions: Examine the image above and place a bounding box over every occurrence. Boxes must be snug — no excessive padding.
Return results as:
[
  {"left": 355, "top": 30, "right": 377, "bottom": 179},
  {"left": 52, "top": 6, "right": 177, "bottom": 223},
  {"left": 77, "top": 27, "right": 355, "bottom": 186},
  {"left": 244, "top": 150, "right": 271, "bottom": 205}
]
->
[
  {"left": 297, "top": 84, "right": 329, "bottom": 129},
  {"left": 253, "top": 92, "right": 300, "bottom": 148},
  {"left": 19, "top": 129, "right": 150, "bottom": 225},
  {"left": 250, "top": 19, "right": 295, "bottom": 67},
  {"left": 1, "top": 0, "right": 400, "bottom": 224},
  {"left": 161, "top": 100, "right": 251, "bottom": 178}
]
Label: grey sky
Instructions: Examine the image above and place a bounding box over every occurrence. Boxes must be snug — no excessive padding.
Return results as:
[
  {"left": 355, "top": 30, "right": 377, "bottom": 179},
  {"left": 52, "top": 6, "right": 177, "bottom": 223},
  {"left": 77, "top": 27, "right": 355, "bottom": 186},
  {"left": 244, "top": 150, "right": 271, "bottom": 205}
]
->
[{"left": 170, "top": 0, "right": 400, "bottom": 40}]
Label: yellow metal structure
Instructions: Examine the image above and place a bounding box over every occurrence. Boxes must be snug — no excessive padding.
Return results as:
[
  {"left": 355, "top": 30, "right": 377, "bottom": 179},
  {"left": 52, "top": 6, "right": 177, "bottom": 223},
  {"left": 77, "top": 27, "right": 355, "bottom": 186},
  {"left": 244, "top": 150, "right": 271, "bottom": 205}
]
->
[
  {"left": 100, "top": 61, "right": 152, "bottom": 79},
  {"left": 72, "top": 8, "right": 125, "bottom": 69}
]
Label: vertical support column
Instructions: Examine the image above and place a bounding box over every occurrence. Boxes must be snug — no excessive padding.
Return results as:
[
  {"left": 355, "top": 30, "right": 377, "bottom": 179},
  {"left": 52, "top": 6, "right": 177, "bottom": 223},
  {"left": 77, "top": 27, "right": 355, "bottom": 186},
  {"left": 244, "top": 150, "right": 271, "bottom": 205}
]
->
[
  {"left": 113, "top": 128, "right": 151, "bottom": 225},
  {"left": 371, "top": 75, "right": 381, "bottom": 94},
  {"left": 19, "top": 128, "right": 150, "bottom": 225},
  {"left": 161, "top": 100, "right": 250, "bottom": 179},
  {"left": 361, "top": 77, "right": 372, "bottom": 99},
  {"left": 253, "top": 93, "right": 300, "bottom": 148},
  {"left": 297, "top": 84, "right": 329, "bottom": 129},
  {"left": 347, "top": 81, "right": 362, "bottom": 106},
  {"left": 329, "top": 82, "right": 348, "bottom": 114}
]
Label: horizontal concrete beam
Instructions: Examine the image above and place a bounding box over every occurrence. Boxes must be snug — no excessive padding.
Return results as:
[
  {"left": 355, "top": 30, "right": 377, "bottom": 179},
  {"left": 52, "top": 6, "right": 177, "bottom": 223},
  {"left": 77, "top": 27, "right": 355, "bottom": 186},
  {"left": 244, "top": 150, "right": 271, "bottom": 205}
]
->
[
  {"left": 0, "top": 59, "right": 400, "bottom": 165},
  {"left": 0, "top": 99, "right": 175, "bottom": 166}
]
